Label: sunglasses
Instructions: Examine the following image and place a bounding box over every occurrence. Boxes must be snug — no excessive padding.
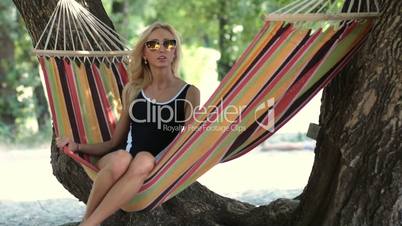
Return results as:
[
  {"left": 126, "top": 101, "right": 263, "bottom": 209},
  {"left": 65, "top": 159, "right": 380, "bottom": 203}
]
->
[{"left": 145, "top": 39, "right": 177, "bottom": 51}]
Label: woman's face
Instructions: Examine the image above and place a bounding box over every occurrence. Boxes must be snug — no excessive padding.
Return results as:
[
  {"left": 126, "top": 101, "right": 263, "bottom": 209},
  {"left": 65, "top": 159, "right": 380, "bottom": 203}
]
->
[{"left": 143, "top": 28, "right": 176, "bottom": 69}]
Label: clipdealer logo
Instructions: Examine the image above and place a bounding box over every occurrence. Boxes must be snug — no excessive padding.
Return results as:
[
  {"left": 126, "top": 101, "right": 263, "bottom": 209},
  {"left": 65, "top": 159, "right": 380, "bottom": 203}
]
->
[{"left": 128, "top": 97, "right": 275, "bottom": 132}]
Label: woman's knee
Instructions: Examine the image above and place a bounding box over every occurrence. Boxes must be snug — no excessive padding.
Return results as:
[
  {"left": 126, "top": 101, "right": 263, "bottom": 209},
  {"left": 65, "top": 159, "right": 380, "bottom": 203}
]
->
[
  {"left": 101, "top": 150, "right": 132, "bottom": 180},
  {"left": 127, "top": 151, "right": 155, "bottom": 178}
]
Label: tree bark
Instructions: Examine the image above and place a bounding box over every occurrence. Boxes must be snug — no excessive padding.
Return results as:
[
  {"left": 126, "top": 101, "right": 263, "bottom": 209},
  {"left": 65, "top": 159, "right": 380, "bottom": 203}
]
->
[{"left": 13, "top": 0, "right": 401, "bottom": 225}]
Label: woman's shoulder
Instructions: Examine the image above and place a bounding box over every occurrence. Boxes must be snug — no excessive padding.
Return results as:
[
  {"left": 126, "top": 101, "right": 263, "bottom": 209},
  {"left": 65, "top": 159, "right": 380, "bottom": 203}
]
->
[
  {"left": 175, "top": 79, "right": 197, "bottom": 93},
  {"left": 172, "top": 78, "right": 199, "bottom": 100},
  {"left": 184, "top": 83, "right": 200, "bottom": 105},
  {"left": 179, "top": 79, "right": 199, "bottom": 94},
  {"left": 186, "top": 83, "right": 199, "bottom": 93}
]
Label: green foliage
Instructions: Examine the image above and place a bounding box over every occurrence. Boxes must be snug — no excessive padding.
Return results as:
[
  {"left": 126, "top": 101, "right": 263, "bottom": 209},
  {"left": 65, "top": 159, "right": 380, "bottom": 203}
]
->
[
  {"left": 106, "top": 0, "right": 293, "bottom": 80},
  {"left": 143, "top": 0, "right": 290, "bottom": 80},
  {"left": 0, "top": 0, "right": 49, "bottom": 147}
]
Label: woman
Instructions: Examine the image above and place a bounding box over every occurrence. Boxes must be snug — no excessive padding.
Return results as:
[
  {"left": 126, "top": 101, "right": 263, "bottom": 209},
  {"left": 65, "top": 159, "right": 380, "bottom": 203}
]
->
[{"left": 56, "top": 22, "right": 200, "bottom": 226}]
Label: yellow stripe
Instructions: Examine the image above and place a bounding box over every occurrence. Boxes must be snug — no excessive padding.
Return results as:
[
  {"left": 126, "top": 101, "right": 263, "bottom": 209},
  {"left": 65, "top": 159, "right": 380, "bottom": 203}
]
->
[
  {"left": 50, "top": 58, "right": 73, "bottom": 139},
  {"left": 76, "top": 63, "right": 103, "bottom": 143}
]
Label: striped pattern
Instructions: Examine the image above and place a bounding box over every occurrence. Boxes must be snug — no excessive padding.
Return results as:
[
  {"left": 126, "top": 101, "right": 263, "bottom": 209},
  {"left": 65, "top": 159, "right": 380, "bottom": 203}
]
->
[
  {"left": 38, "top": 19, "right": 373, "bottom": 211},
  {"left": 38, "top": 58, "right": 128, "bottom": 171}
]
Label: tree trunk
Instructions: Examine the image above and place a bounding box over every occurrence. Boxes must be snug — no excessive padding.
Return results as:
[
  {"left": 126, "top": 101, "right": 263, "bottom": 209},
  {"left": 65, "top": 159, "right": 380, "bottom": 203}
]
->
[
  {"left": 290, "top": 0, "right": 402, "bottom": 225},
  {"left": 13, "top": 0, "right": 401, "bottom": 225}
]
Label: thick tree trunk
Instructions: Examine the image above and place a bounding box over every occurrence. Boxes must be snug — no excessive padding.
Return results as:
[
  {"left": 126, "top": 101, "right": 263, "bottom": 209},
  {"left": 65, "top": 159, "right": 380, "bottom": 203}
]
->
[
  {"left": 13, "top": 0, "right": 401, "bottom": 225},
  {"left": 291, "top": 0, "right": 402, "bottom": 225}
]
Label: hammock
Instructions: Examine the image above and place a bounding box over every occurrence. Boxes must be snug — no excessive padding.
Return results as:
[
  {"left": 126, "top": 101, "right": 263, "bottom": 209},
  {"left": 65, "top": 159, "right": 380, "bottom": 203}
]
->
[{"left": 34, "top": 0, "right": 379, "bottom": 211}]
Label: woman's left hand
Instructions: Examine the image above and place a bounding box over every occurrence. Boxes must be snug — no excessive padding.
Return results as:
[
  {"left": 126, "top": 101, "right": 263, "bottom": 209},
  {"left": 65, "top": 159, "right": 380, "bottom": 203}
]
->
[{"left": 55, "top": 137, "right": 79, "bottom": 152}]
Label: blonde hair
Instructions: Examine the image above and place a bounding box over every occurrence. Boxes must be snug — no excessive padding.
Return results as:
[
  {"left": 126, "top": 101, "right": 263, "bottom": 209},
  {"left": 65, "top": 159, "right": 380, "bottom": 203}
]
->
[{"left": 122, "top": 22, "right": 182, "bottom": 110}]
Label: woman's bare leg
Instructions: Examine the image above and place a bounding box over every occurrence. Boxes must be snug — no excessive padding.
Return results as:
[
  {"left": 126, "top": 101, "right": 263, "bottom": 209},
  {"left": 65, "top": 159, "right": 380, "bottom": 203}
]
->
[
  {"left": 83, "top": 150, "right": 132, "bottom": 220},
  {"left": 81, "top": 151, "right": 155, "bottom": 226}
]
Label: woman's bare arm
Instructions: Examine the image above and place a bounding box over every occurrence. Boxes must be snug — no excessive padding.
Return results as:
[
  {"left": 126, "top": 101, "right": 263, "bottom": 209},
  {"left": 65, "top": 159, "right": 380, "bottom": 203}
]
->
[{"left": 56, "top": 109, "right": 131, "bottom": 156}]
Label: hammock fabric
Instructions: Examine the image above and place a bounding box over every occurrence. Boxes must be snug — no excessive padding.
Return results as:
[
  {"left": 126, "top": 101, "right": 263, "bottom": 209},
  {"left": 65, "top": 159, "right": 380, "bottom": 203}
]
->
[
  {"left": 38, "top": 18, "right": 374, "bottom": 211},
  {"left": 39, "top": 58, "right": 128, "bottom": 145}
]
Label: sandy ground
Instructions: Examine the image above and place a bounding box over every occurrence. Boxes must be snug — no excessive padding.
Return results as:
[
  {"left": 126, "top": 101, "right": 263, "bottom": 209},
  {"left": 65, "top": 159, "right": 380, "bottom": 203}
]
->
[
  {"left": 0, "top": 145, "right": 314, "bottom": 226},
  {"left": 0, "top": 148, "right": 85, "bottom": 226}
]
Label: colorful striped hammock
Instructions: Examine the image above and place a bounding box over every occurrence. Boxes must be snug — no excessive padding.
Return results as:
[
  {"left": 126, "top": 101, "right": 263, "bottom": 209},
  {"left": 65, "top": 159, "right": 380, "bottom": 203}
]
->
[{"left": 34, "top": 0, "right": 378, "bottom": 211}]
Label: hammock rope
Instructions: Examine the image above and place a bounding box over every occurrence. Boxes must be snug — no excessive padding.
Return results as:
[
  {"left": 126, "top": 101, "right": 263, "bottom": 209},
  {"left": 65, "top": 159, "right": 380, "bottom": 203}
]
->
[
  {"left": 34, "top": 0, "right": 131, "bottom": 60},
  {"left": 34, "top": 0, "right": 379, "bottom": 211},
  {"left": 267, "top": 0, "right": 380, "bottom": 22}
]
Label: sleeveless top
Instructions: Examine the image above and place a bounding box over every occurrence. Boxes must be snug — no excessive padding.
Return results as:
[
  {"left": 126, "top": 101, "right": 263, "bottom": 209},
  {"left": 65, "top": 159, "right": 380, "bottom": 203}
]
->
[{"left": 126, "top": 83, "right": 191, "bottom": 157}]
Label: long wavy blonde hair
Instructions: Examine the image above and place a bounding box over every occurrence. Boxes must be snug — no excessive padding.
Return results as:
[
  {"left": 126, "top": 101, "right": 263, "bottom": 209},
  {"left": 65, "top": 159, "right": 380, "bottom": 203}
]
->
[{"left": 122, "top": 22, "right": 182, "bottom": 110}]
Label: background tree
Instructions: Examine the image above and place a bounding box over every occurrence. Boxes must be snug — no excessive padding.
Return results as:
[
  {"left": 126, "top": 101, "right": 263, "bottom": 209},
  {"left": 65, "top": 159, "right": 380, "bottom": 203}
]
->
[
  {"left": 0, "top": 2, "right": 17, "bottom": 134},
  {"left": 11, "top": 0, "right": 401, "bottom": 225},
  {"left": 0, "top": 2, "right": 48, "bottom": 143}
]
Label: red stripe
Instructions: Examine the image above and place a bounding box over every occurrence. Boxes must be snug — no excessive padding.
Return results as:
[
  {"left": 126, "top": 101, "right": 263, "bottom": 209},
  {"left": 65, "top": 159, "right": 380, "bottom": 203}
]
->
[
  {"left": 118, "top": 62, "right": 129, "bottom": 85},
  {"left": 63, "top": 147, "right": 99, "bottom": 172},
  {"left": 38, "top": 57, "right": 59, "bottom": 136},
  {"left": 64, "top": 60, "right": 87, "bottom": 143},
  {"left": 91, "top": 64, "right": 116, "bottom": 132},
  {"left": 338, "top": 21, "right": 358, "bottom": 41}
]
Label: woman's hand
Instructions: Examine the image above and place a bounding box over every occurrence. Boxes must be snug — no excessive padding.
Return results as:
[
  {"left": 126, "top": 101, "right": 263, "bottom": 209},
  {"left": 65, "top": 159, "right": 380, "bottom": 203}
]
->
[{"left": 56, "top": 137, "right": 79, "bottom": 152}]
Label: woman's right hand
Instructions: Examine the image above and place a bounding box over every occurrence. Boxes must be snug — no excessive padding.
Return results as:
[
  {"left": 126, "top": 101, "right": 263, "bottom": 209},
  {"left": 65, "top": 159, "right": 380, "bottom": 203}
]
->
[{"left": 56, "top": 137, "right": 79, "bottom": 152}]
